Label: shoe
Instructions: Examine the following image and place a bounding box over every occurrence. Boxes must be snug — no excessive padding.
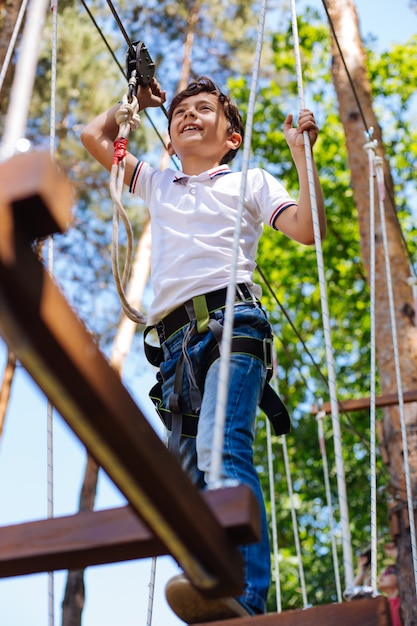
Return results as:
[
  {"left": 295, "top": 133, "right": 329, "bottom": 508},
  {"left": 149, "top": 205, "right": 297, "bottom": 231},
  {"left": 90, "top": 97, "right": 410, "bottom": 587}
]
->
[{"left": 165, "top": 573, "right": 251, "bottom": 624}]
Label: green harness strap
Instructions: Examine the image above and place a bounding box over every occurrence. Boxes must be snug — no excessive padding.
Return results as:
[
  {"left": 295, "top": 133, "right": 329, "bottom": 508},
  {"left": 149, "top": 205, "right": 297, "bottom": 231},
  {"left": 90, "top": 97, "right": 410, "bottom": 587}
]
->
[{"left": 192, "top": 294, "right": 210, "bottom": 334}]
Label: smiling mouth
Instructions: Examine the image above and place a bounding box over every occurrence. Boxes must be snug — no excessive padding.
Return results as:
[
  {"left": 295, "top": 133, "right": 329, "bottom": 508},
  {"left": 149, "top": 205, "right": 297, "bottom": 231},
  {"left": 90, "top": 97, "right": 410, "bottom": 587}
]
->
[{"left": 182, "top": 125, "right": 201, "bottom": 133}]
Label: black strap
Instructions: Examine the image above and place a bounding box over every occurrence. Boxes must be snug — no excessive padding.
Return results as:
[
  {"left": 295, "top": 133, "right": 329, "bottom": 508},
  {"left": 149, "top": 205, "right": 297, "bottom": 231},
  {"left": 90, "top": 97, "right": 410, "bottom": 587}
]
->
[
  {"left": 167, "top": 354, "right": 185, "bottom": 456},
  {"left": 155, "top": 283, "right": 253, "bottom": 342},
  {"left": 204, "top": 336, "right": 291, "bottom": 436},
  {"left": 259, "top": 382, "right": 291, "bottom": 435},
  {"left": 148, "top": 336, "right": 291, "bottom": 438}
]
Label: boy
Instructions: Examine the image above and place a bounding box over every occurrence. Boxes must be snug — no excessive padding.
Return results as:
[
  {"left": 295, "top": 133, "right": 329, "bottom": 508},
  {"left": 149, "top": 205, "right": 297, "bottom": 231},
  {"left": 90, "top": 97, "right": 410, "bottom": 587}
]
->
[{"left": 81, "top": 76, "right": 325, "bottom": 623}]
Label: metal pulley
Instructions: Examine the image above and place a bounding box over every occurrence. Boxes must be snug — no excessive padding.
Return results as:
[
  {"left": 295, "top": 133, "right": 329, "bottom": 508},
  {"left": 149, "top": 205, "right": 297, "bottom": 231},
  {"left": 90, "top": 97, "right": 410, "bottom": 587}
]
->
[{"left": 126, "top": 41, "right": 155, "bottom": 86}]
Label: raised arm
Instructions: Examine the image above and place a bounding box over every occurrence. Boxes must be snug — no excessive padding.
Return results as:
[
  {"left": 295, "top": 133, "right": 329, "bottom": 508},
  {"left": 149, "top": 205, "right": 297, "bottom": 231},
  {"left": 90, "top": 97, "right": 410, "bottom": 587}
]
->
[
  {"left": 81, "top": 79, "right": 167, "bottom": 186},
  {"left": 274, "top": 109, "right": 326, "bottom": 245}
]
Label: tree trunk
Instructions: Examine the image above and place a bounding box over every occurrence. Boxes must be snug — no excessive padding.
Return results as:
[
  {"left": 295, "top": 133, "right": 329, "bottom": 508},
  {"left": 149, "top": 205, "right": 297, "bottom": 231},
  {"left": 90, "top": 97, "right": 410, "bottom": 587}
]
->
[{"left": 327, "top": 0, "right": 417, "bottom": 623}]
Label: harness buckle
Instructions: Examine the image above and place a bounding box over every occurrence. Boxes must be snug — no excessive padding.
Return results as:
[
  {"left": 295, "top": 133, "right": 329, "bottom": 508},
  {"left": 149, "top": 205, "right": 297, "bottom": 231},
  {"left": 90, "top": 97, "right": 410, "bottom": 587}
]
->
[
  {"left": 263, "top": 337, "right": 273, "bottom": 371},
  {"left": 168, "top": 393, "right": 181, "bottom": 414}
]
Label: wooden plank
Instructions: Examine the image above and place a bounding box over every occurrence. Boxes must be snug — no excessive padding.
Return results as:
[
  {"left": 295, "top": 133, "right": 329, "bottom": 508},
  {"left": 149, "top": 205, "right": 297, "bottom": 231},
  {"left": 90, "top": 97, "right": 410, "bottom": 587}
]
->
[
  {"left": 0, "top": 485, "right": 259, "bottom": 578},
  {"left": 312, "top": 389, "right": 417, "bottom": 415},
  {"left": 193, "top": 596, "right": 391, "bottom": 626},
  {"left": 0, "top": 151, "right": 73, "bottom": 242},
  {"left": 0, "top": 152, "right": 250, "bottom": 598}
]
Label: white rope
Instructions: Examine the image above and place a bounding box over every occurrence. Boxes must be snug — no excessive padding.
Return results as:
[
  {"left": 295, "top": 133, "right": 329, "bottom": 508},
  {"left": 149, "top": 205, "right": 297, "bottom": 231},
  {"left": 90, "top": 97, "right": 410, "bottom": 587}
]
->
[
  {"left": 374, "top": 156, "right": 417, "bottom": 597},
  {"left": 266, "top": 418, "right": 282, "bottom": 612},
  {"left": 281, "top": 430, "right": 309, "bottom": 607},
  {"left": 47, "top": 3, "right": 59, "bottom": 623},
  {"left": 289, "top": 0, "right": 354, "bottom": 589},
  {"left": 364, "top": 137, "right": 379, "bottom": 595},
  {"left": 208, "top": 0, "right": 268, "bottom": 486},
  {"left": 316, "top": 408, "right": 343, "bottom": 602},
  {"left": 146, "top": 556, "right": 157, "bottom": 626},
  {"left": 109, "top": 95, "right": 147, "bottom": 325},
  {"left": 267, "top": 343, "right": 283, "bottom": 612},
  {"left": 0, "top": 0, "right": 50, "bottom": 160},
  {"left": 0, "top": 0, "right": 30, "bottom": 94}
]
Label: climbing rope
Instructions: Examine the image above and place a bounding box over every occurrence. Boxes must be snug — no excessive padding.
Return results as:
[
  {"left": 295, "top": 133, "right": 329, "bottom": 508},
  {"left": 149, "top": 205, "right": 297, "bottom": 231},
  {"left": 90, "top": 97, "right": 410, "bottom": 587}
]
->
[
  {"left": 109, "top": 94, "right": 147, "bottom": 325},
  {"left": 290, "top": 0, "right": 354, "bottom": 591},
  {"left": 316, "top": 407, "right": 343, "bottom": 602},
  {"left": 47, "top": 2, "right": 59, "bottom": 623},
  {"left": 207, "top": 0, "right": 268, "bottom": 487},
  {"left": 266, "top": 346, "right": 282, "bottom": 611},
  {"left": 0, "top": 0, "right": 50, "bottom": 160},
  {"left": 0, "top": 0, "right": 30, "bottom": 95},
  {"left": 374, "top": 154, "right": 417, "bottom": 596},
  {"left": 363, "top": 135, "right": 379, "bottom": 596},
  {"left": 266, "top": 415, "right": 282, "bottom": 612}
]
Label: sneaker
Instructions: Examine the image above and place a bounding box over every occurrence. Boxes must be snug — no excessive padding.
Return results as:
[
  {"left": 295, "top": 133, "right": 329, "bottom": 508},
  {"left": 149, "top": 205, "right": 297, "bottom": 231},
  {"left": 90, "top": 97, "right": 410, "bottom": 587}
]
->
[{"left": 165, "top": 573, "right": 251, "bottom": 624}]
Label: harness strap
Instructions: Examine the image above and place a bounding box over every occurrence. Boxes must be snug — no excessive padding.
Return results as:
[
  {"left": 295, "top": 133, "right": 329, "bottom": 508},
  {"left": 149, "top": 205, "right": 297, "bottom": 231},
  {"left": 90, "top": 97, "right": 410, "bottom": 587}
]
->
[
  {"left": 147, "top": 335, "right": 290, "bottom": 438},
  {"left": 144, "top": 285, "right": 291, "bottom": 442},
  {"left": 204, "top": 335, "right": 290, "bottom": 436},
  {"left": 167, "top": 354, "right": 185, "bottom": 456}
]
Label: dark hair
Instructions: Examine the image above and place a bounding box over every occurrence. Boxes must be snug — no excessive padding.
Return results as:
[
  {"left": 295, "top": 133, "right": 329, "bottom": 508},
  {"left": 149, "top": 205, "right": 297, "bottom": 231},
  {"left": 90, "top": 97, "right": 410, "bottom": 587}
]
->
[{"left": 167, "top": 76, "right": 244, "bottom": 164}]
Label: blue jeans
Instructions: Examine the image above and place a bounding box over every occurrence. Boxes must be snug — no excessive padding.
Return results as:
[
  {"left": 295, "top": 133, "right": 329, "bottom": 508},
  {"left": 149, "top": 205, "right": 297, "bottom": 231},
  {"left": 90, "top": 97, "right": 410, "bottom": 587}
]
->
[{"left": 159, "top": 303, "right": 271, "bottom": 614}]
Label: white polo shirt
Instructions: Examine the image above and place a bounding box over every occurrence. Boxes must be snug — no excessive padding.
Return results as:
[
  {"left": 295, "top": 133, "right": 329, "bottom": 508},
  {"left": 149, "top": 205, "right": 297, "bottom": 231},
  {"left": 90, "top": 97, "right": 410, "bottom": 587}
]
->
[{"left": 130, "top": 163, "right": 296, "bottom": 324}]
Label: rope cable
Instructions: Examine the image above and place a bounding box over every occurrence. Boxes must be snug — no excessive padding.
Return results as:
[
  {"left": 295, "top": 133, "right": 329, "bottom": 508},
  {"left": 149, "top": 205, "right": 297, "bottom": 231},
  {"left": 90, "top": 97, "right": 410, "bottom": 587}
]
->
[
  {"left": 105, "top": 0, "right": 136, "bottom": 59},
  {"left": 0, "top": 0, "right": 30, "bottom": 94},
  {"left": 80, "top": 0, "right": 173, "bottom": 151},
  {"left": 290, "top": 0, "right": 354, "bottom": 590},
  {"left": 267, "top": 342, "right": 283, "bottom": 612},
  {"left": 374, "top": 156, "right": 417, "bottom": 596},
  {"left": 364, "top": 138, "right": 379, "bottom": 596},
  {"left": 109, "top": 95, "right": 147, "bottom": 325},
  {"left": 146, "top": 556, "right": 157, "bottom": 626},
  {"left": 316, "top": 408, "right": 343, "bottom": 602},
  {"left": 266, "top": 417, "right": 282, "bottom": 612},
  {"left": 0, "top": 0, "right": 50, "bottom": 160},
  {"left": 281, "top": 428, "right": 309, "bottom": 607},
  {"left": 47, "top": 2, "right": 59, "bottom": 622},
  {"left": 207, "top": 0, "right": 268, "bottom": 486},
  {"left": 270, "top": 342, "right": 310, "bottom": 608}
]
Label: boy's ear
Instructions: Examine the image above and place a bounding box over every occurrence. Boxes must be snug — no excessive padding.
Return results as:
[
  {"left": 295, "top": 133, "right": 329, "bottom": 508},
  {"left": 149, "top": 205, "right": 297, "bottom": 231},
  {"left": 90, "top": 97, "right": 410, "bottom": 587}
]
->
[
  {"left": 167, "top": 142, "right": 176, "bottom": 157},
  {"left": 226, "top": 131, "right": 242, "bottom": 151}
]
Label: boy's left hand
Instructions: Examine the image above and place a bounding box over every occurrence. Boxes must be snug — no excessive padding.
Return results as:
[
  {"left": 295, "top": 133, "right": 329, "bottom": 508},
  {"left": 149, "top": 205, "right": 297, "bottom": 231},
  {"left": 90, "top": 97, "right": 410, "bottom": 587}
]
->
[{"left": 284, "top": 109, "right": 319, "bottom": 151}]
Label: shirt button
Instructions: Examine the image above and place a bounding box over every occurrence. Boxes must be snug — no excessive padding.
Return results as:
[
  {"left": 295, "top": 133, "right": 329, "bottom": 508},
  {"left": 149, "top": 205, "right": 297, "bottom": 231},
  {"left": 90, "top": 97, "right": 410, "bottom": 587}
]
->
[{"left": 189, "top": 185, "right": 197, "bottom": 195}]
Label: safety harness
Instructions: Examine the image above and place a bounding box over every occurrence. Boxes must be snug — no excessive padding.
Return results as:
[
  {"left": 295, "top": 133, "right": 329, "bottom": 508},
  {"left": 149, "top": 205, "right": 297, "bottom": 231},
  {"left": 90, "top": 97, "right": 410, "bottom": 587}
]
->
[{"left": 144, "top": 284, "right": 291, "bottom": 453}]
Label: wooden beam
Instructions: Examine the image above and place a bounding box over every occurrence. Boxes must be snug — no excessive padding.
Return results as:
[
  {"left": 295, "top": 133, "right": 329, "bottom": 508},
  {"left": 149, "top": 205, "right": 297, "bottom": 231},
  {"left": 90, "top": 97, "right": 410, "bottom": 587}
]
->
[
  {"left": 0, "top": 485, "right": 259, "bottom": 578},
  {"left": 0, "top": 150, "right": 73, "bottom": 243},
  {"left": 193, "top": 596, "right": 390, "bottom": 626},
  {"left": 0, "top": 152, "right": 251, "bottom": 597},
  {"left": 312, "top": 389, "right": 417, "bottom": 415}
]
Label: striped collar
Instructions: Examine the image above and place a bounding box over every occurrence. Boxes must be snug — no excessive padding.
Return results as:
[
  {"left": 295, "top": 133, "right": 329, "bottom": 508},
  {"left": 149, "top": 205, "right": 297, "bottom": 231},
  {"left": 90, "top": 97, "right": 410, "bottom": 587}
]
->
[{"left": 173, "top": 164, "right": 231, "bottom": 184}]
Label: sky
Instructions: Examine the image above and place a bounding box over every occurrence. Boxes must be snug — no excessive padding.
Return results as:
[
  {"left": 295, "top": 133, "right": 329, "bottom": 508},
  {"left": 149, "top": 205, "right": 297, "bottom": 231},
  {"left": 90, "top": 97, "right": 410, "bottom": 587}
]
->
[{"left": 0, "top": 1, "right": 416, "bottom": 625}]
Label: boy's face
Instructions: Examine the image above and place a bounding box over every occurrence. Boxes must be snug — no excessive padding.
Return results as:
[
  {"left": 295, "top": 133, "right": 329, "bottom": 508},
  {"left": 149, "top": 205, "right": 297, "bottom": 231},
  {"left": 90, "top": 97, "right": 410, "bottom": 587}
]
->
[{"left": 168, "top": 93, "right": 241, "bottom": 165}]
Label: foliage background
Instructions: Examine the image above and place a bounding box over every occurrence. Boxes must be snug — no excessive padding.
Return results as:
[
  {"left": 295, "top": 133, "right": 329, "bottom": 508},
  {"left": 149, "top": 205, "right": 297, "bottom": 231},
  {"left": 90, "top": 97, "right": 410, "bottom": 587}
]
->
[{"left": 0, "top": 0, "right": 416, "bottom": 621}]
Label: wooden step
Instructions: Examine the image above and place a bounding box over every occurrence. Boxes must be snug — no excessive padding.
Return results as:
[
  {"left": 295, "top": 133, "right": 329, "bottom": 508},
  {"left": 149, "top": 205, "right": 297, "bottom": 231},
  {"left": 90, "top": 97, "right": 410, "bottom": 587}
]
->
[
  {"left": 0, "top": 485, "right": 259, "bottom": 578},
  {"left": 192, "top": 596, "right": 390, "bottom": 626}
]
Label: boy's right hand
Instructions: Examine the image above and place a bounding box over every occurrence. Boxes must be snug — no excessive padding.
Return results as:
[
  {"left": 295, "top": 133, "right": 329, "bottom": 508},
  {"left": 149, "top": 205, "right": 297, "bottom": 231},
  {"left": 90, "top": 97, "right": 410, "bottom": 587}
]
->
[{"left": 137, "top": 78, "right": 167, "bottom": 110}]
